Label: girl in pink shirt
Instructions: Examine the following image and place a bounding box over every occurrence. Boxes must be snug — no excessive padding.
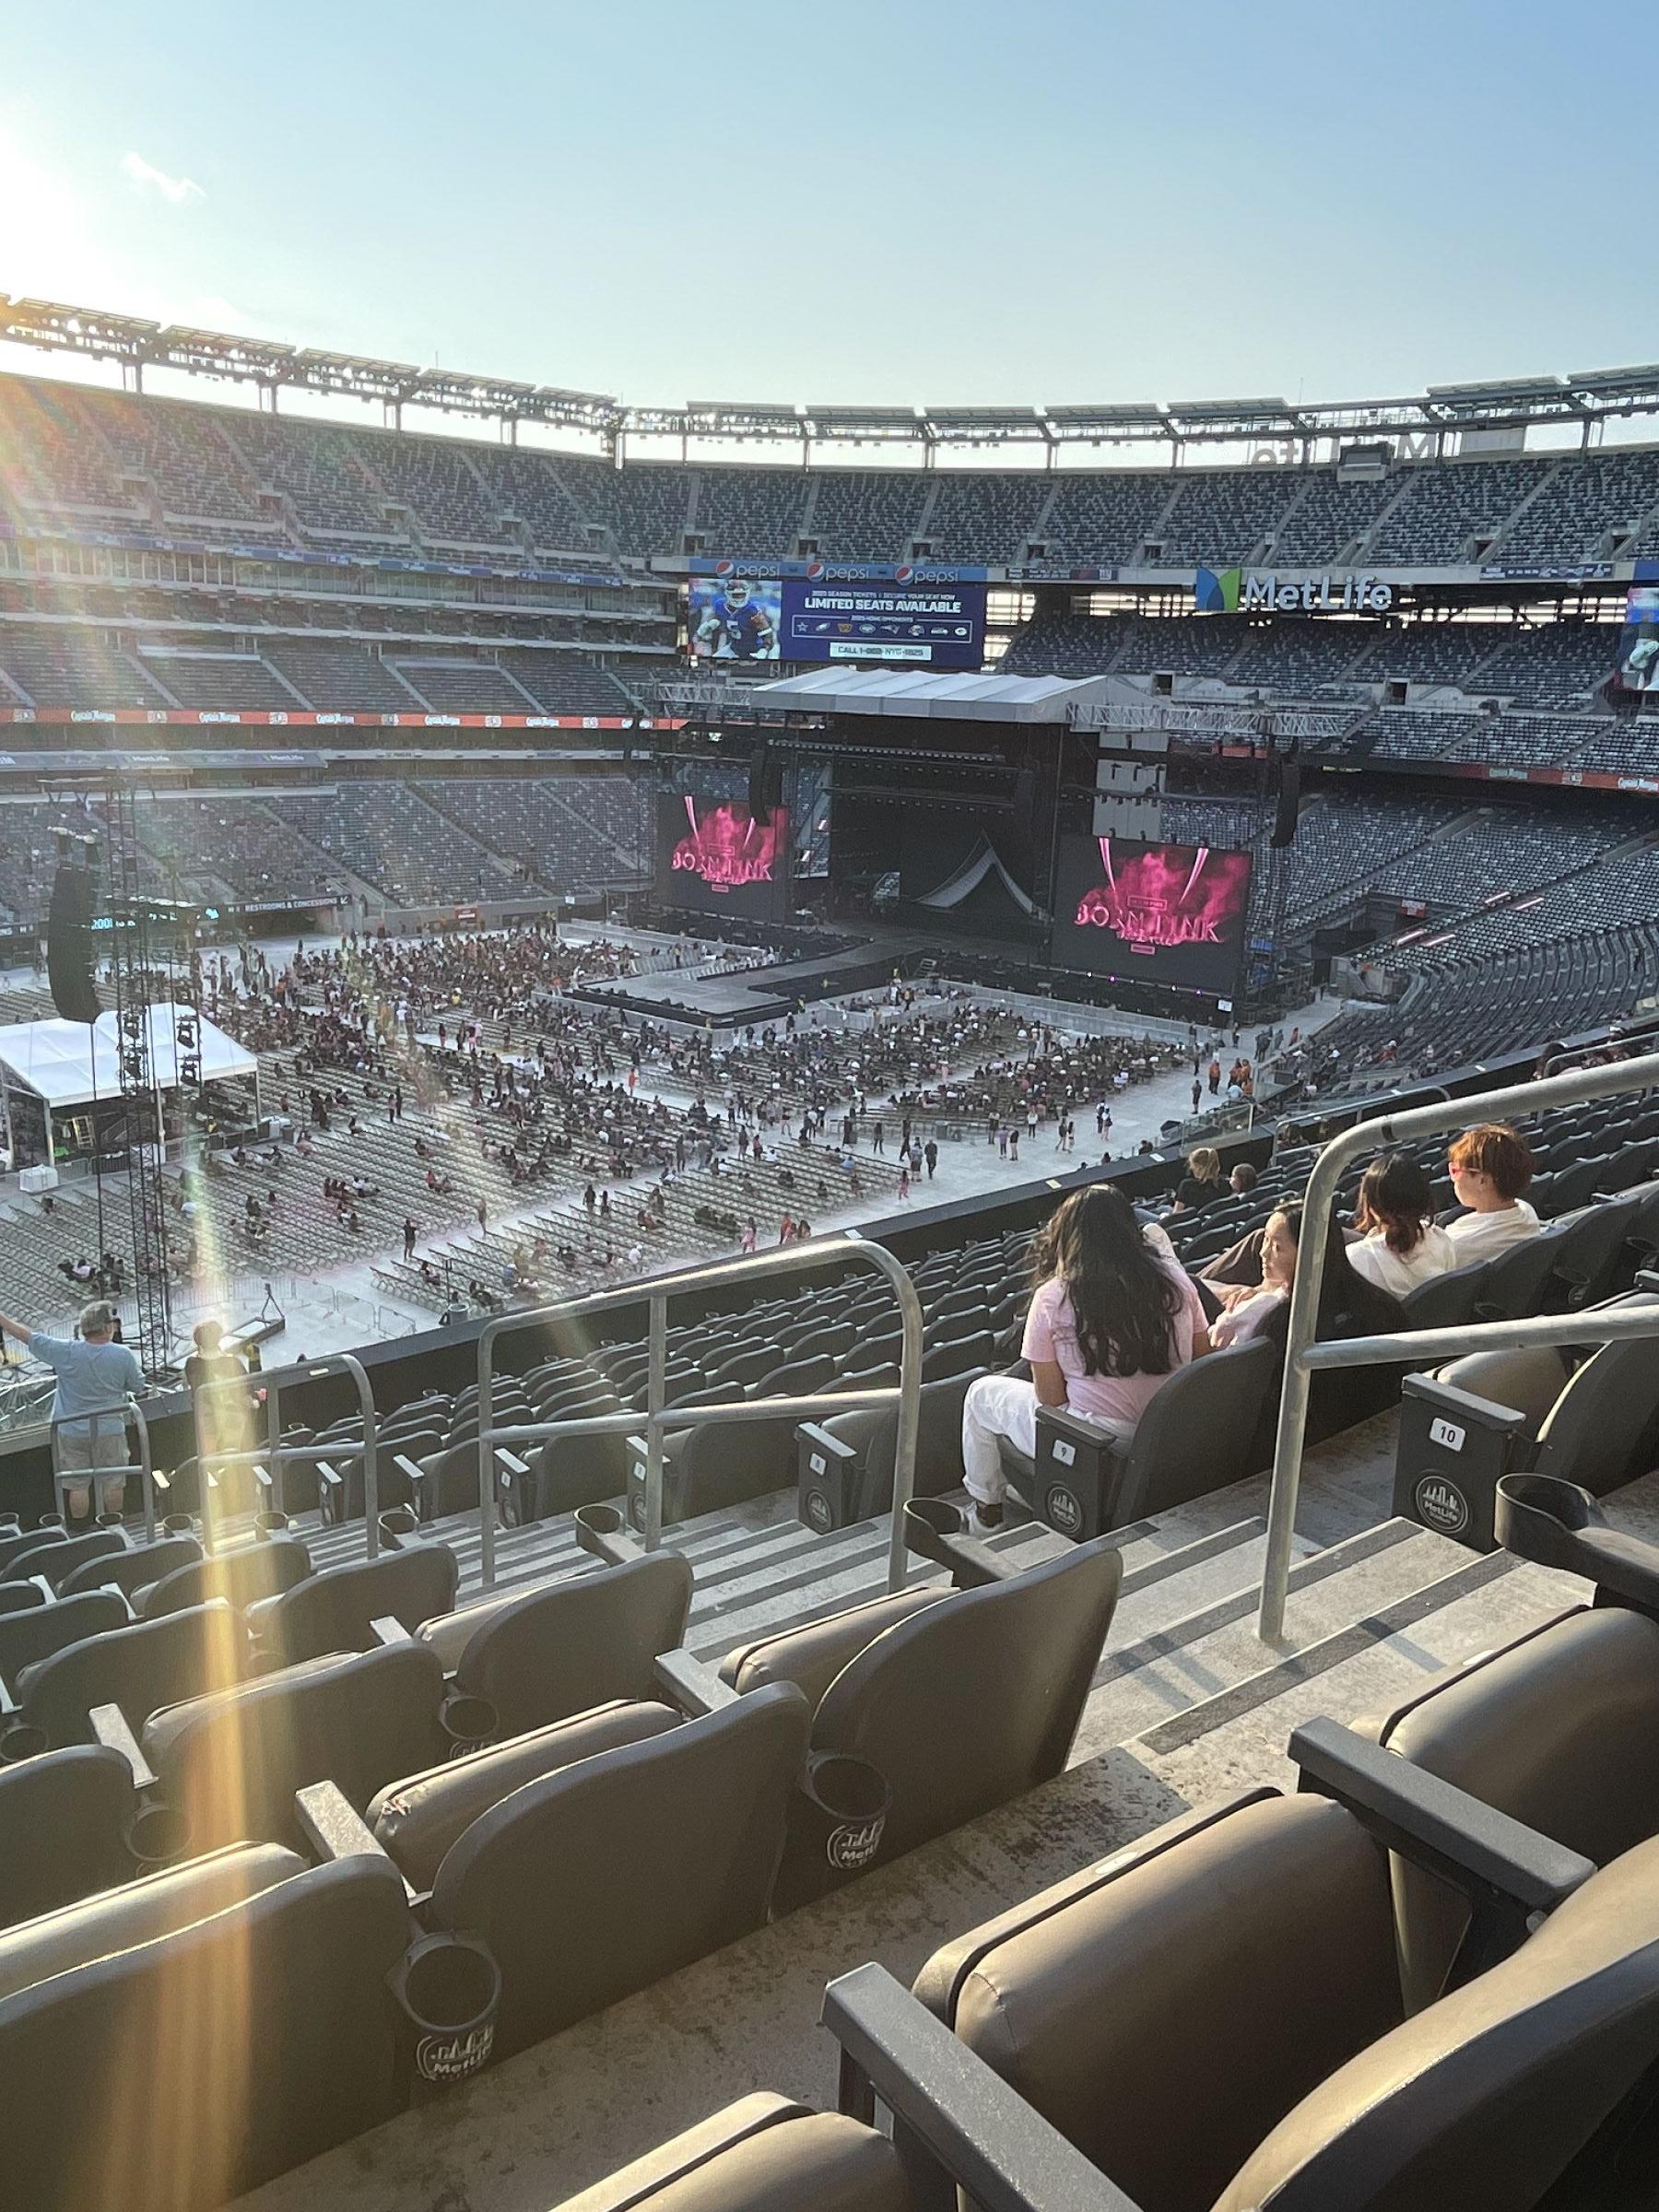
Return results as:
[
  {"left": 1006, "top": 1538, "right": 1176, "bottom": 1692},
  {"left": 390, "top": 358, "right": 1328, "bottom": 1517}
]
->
[{"left": 961, "top": 1183, "right": 1207, "bottom": 1532}]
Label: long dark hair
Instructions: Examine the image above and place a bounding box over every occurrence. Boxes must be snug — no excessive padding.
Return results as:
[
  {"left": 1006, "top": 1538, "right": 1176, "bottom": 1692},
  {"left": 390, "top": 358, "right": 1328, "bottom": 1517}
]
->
[
  {"left": 1030, "top": 1183, "right": 1183, "bottom": 1378},
  {"left": 1354, "top": 1153, "right": 1436, "bottom": 1256}
]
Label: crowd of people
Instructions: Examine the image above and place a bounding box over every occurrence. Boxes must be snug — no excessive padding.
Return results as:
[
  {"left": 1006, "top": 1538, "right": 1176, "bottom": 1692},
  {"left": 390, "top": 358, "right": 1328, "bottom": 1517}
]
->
[{"left": 960, "top": 1120, "right": 1545, "bottom": 1531}]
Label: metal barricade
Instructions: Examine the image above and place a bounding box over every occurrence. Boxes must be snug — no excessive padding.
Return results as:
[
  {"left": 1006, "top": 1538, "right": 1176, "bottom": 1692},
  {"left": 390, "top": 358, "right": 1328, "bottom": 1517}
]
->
[
  {"left": 475, "top": 1234, "right": 924, "bottom": 1594},
  {"left": 1258, "top": 1047, "right": 1659, "bottom": 1641},
  {"left": 192, "top": 1350, "right": 380, "bottom": 1559}
]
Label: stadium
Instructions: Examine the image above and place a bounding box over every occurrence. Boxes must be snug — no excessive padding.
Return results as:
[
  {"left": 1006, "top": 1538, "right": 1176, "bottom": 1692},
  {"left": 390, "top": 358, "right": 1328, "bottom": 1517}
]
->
[{"left": 6, "top": 45, "right": 1659, "bottom": 2207}]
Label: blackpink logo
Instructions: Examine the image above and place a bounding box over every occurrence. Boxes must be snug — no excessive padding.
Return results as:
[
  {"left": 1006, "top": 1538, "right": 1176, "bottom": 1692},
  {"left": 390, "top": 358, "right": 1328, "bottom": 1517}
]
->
[
  {"left": 1073, "top": 839, "right": 1251, "bottom": 953},
  {"left": 669, "top": 799, "right": 786, "bottom": 893}
]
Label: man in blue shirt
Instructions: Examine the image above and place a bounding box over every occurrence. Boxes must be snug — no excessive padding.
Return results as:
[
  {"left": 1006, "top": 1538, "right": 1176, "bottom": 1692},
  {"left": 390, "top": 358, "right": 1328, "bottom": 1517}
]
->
[{"left": 0, "top": 1300, "right": 145, "bottom": 1520}]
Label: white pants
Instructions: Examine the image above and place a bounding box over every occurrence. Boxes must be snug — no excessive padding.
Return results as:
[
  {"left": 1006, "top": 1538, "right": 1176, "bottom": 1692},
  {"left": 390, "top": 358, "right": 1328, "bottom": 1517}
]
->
[{"left": 961, "top": 1374, "right": 1131, "bottom": 1507}]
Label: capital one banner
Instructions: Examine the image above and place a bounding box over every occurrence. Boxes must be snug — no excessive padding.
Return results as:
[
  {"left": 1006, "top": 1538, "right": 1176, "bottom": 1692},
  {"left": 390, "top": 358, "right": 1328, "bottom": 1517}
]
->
[{"left": 1052, "top": 834, "right": 1253, "bottom": 995}]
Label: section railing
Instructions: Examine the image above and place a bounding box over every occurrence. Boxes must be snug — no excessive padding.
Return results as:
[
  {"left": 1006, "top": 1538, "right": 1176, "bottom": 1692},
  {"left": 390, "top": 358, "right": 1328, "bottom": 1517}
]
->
[
  {"left": 1258, "top": 1046, "right": 1659, "bottom": 1640},
  {"left": 475, "top": 1233, "right": 924, "bottom": 1593},
  {"left": 193, "top": 1349, "right": 379, "bottom": 1558}
]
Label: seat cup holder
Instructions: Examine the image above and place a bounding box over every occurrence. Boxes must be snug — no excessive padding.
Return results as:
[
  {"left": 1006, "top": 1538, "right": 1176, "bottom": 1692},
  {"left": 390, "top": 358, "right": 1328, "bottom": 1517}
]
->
[
  {"left": 0, "top": 1721, "right": 48, "bottom": 1765},
  {"left": 162, "top": 1513, "right": 195, "bottom": 1537},
  {"left": 0, "top": 1512, "right": 17, "bottom": 1531},
  {"left": 126, "top": 1800, "right": 191, "bottom": 1868},
  {"left": 440, "top": 1692, "right": 498, "bottom": 1758},
  {"left": 378, "top": 1507, "right": 418, "bottom": 1549},
  {"left": 574, "top": 1502, "right": 641, "bottom": 1567},
  {"left": 95, "top": 1512, "right": 124, "bottom": 1530},
  {"left": 387, "top": 1930, "right": 501, "bottom": 2101},
  {"left": 254, "top": 1510, "right": 292, "bottom": 1542},
  {"left": 797, "top": 1751, "right": 892, "bottom": 1877}
]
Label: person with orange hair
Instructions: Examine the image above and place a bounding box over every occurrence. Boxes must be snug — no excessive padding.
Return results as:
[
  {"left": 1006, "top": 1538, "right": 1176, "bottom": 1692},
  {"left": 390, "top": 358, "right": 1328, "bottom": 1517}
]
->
[{"left": 1443, "top": 1124, "right": 1540, "bottom": 1265}]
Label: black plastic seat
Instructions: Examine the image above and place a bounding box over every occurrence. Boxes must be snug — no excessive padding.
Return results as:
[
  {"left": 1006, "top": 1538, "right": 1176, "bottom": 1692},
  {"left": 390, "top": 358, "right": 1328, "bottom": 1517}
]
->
[
  {"left": 0, "top": 1746, "right": 137, "bottom": 1933},
  {"left": 0, "top": 1589, "right": 129, "bottom": 1693},
  {"left": 247, "top": 1544, "right": 460, "bottom": 1665},
  {"left": 8, "top": 1527, "right": 128, "bottom": 1592},
  {"left": 531, "top": 1427, "right": 632, "bottom": 1520},
  {"left": 424, "top": 1685, "right": 809, "bottom": 2059},
  {"left": 0, "top": 1525, "right": 66, "bottom": 1578},
  {"left": 140, "top": 1536, "right": 313, "bottom": 1620},
  {"left": 0, "top": 1854, "right": 412, "bottom": 2212},
  {"left": 901, "top": 1771, "right": 1659, "bottom": 2212},
  {"left": 419, "top": 1551, "right": 695, "bottom": 1738},
  {"left": 17, "top": 1599, "right": 250, "bottom": 1749},
  {"left": 57, "top": 1533, "right": 203, "bottom": 1603},
  {"left": 724, "top": 1539, "right": 1122, "bottom": 1906},
  {"left": 143, "top": 1639, "right": 450, "bottom": 1852}
]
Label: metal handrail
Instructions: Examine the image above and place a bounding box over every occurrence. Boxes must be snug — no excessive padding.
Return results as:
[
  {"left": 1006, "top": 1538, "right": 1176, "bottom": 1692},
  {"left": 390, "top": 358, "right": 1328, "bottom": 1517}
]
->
[
  {"left": 1257, "top": 1045, "right": 1659, "bottom": 1641},
  {"left": 48, "top": 1398, "right": 157, "bottom": 1540},
  {"left": 193, "top": 1350, "right": 379, "bottom": 1559},
  {"left": 476, "top": 1232, "right": 924, "bottom": 1593}
]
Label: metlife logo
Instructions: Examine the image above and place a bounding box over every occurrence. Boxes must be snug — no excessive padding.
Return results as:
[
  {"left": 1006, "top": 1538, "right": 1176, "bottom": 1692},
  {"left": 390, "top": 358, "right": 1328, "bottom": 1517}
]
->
[{"left": 1195, "top": 565, "right": 1394, "bottom": 614}]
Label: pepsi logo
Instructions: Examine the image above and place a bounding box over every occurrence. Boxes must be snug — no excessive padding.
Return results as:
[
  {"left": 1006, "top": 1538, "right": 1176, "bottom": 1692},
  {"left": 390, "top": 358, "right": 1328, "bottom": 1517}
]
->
[
  {"left": 894, "top": 563, "right": 913, "bottom": 582},
  {"left": 805, "top": 559, "right": 825, "bottom": 580},
  {"left": 714, "top": 558, "right": 735, "bottom": 577}
]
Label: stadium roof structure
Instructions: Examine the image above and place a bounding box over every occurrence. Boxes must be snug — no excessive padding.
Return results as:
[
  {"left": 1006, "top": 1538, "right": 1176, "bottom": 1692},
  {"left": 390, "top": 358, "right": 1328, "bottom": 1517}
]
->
[
  {"left": 0, "top": 1005, "right": 254, "bottom": 1111},
  {"left": 750, "top": 668, "right": 1117, "bottom": 723},
  {"left": 9, "top": 292, "right": 1659, "bottom": 458}
]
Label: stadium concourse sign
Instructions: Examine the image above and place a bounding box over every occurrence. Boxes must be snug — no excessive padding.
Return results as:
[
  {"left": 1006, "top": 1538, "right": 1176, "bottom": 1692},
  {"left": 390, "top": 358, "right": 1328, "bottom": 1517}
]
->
[{"left": 1194, "top": 565, "right": 1393, "bottom": 615}]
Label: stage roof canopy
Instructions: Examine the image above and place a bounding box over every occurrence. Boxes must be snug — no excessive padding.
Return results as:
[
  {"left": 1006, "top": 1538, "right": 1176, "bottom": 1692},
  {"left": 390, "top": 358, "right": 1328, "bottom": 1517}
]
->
[
  {"left": 0, "top": 1006, "right": 254, "bottom": 1110},
  {"left": 750, "top": 668, "right": 1119, "bottom": 724}
]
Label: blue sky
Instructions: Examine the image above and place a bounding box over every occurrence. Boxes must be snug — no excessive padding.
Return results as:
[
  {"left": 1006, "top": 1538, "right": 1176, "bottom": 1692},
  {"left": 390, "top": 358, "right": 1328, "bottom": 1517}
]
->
[{"left": 0, "top": 2, "right": 1646, "bottom": 408}]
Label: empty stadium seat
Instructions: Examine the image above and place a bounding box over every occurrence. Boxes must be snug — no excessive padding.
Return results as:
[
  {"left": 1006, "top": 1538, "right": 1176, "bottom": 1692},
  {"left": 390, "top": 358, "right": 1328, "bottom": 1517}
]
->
[
  {"left": 0, "top": 1853, "right": 413, "bottom": 2212},
  {"left": 246, "top": 1543, "right": 460, "bottom": 1665},
  {"left": 1359, "top": 1603, "right": 1659, "bottom": 2013},
  {"left": 142, "top": 1638, "right": 449, "bottom": 1852},
  {"left": 0, "top": 1587, "right": 129, "bottom": 1699},
  {"left": 0, "top": 1746, "right": 138, "bottom": 1930},
  {"left": 558, "top": 2094, "right": 917, "bottom": 2212},
  {"left": 139, "top": 1535, "right": 313, "bottom": 1619},
  {"left": 361, "top": 1684, "right": 811, "bottom": 2059},
  {"left": 893, "top": 1728, "right": 1659, "bottom": 2211},
  {"left": 56, "top": 1532, "right": 203, "bottom": 1601},
  {"left": 796, "top": 1369, "right": 986, "bottom": 1531},
  {"left": 16, "top": 1598, "right": 249, "bottom": 1750},
  {"left": 367, "top": 1698, "right": 683, "bottom": 1892},
  {"left": 417, "top": 1551, "right": 693, "bottom": 1737},
  {"left": 722, "top": 1538, "right": 1122, "bottom": 1905}
]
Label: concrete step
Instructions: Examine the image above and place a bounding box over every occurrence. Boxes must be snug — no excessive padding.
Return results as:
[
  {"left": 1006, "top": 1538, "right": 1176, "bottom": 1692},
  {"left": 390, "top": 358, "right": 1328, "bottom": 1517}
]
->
[
  {"left": 1135, "top": 1552, "right": 1588, "bottom": 1806},
  {"left": 1068, "top": 1518, "right": 1483, "bottom": 1760}
]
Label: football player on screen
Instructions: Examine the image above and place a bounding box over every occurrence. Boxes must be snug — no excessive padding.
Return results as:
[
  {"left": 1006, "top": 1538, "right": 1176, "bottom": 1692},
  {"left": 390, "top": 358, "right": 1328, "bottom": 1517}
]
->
[{"left": 693, "top": 578, "right": 777, "bottom": 659}]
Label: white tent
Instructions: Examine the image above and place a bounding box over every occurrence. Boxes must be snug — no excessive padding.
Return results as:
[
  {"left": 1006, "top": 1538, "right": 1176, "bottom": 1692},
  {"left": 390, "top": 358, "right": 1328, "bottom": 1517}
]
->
[{"left": 0, "top": 1005, "right": 256, "bottom": 1110}]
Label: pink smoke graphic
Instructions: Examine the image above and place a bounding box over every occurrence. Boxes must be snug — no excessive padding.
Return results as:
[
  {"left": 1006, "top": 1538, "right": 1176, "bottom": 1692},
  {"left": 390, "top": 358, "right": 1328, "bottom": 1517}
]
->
[
  {"left": 670, "top": 800, "right": 787, "bottom": 892},
  {"left": 1074, "top": 839, "right": 1251, "bottom": 951}
]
